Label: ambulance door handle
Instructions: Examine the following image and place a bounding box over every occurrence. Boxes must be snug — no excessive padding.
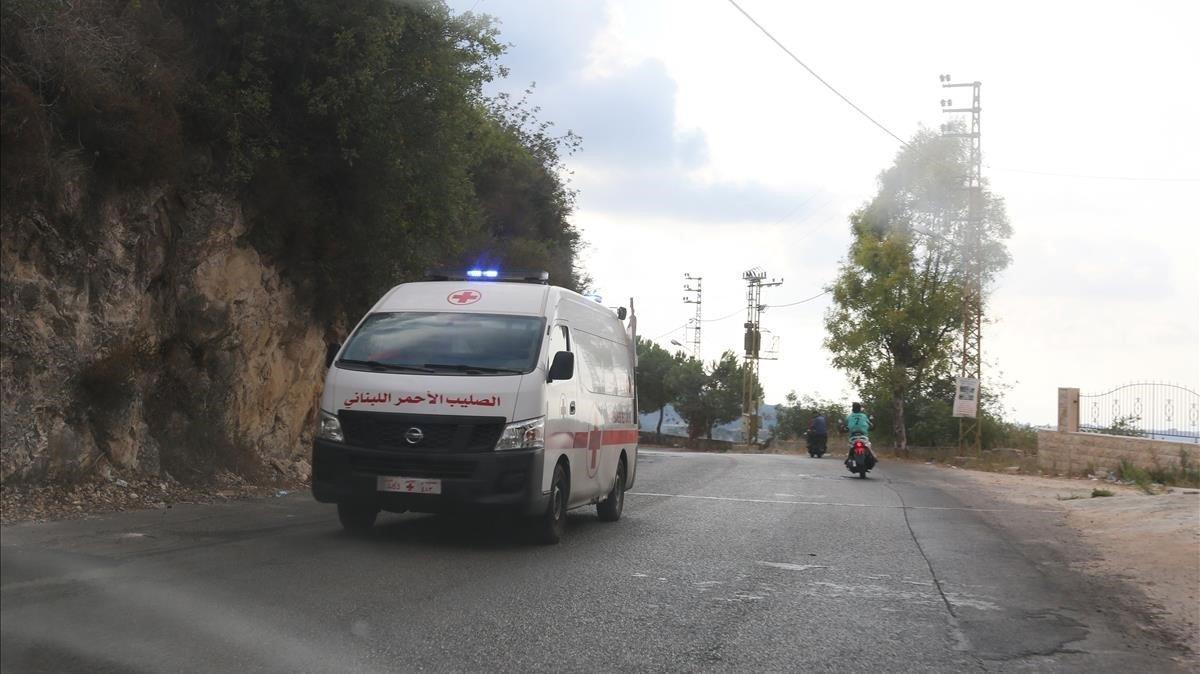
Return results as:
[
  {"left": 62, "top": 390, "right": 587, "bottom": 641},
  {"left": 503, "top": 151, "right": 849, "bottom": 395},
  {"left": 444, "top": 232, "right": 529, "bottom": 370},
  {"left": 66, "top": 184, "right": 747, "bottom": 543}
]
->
[{"left": 569, "top": 401, "right": 576, "bottom": 415}]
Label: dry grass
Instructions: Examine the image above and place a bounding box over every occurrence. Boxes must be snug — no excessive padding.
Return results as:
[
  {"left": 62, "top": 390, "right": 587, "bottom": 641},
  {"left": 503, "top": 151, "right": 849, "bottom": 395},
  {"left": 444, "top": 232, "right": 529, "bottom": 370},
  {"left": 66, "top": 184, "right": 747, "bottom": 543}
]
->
[{"left": 880, "top": 446, "right": 1042, "bottom": 476}]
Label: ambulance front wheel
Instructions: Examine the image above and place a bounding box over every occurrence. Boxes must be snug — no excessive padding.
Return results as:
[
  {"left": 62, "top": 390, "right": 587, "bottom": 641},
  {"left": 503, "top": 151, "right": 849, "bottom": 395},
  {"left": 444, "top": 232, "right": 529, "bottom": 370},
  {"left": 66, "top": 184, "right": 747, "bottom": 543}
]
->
[
  {"left": 597, "top": 458, "right": 626, "bottom": 522},
  {"left": 536, "top": 463, "right": 569, "bottom": 544}
]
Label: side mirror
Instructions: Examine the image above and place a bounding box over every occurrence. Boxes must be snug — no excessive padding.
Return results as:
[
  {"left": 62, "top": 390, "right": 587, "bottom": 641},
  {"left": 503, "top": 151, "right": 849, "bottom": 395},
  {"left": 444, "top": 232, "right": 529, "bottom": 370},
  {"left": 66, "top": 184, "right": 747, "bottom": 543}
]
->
[
  {"left": 548, "top": 351, "right": 575, "bottom": 381},
  {"left": 325, "top": 343, "right": 341, "bottom": 368}
]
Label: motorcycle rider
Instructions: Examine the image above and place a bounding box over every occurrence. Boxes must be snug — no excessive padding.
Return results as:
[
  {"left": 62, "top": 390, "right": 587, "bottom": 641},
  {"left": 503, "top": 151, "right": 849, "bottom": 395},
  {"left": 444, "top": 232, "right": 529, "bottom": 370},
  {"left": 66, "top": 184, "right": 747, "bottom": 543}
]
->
[
  {"left": 806, "top": 413, "right": 828, "bottom": 455},
  {"left": 842, "top": 402, "right": 876, "bottom": 467}
]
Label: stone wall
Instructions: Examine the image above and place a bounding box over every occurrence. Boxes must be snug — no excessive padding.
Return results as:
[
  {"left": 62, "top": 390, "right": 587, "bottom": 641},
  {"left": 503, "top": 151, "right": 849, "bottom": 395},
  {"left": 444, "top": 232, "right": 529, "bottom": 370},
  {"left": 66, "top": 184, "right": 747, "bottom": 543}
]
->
[
  {"left": 1037, "top": 430, "right": 1195, "bottom": 475},
  {"left": 1, "top": 186, "right": 327, "bottom": 484}
]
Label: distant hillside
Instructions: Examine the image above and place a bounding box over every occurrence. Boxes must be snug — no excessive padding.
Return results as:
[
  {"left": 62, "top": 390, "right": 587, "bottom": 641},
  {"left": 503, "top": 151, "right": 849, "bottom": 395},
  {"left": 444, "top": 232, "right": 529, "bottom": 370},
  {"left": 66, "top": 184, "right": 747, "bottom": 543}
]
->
[{"left": 640, "top": 404, "right": 780, "bottom": 442}]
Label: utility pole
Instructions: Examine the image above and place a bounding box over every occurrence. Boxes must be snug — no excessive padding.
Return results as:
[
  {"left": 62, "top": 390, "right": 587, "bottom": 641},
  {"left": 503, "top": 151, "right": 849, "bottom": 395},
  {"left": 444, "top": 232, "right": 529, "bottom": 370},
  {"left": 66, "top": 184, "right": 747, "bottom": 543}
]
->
[
  {"left": 939, "top": 75, "right": 983, "bottom": 455},
  {"left": 741, "top": 267, "right": 782, "bottom": 445},
  {"left": 682, "top": 274, "right": 703, "bottom": 360}
]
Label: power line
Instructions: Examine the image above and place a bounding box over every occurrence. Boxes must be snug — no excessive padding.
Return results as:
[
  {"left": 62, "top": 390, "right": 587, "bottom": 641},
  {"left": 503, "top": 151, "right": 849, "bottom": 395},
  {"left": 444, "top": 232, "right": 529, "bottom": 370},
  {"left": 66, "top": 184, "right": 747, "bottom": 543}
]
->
[
  {"left": 703, "top": 308, "right": 743, "bottom": 323},
  {"left": 651, "top": 289, "right": 829, "bottom": 341},
  {"left": 651, "top": 307, "right": 742, "bottom": 341},
  {"left": 988, "top": 166, "right": 1200, "bottom": 183},
  {"left": 651, "top": 322, "right": 689, "bottom": 340},
  {"left": 792, "top": 214, "right": 849, "bottom": 249},
  {"left": 778, "top": 193, "right": 837, "bottom": 230},
  {"left": 765, "top": 289, "right": 830, "bottom": 308},
  {"left": 763, "top": 189, "right": 825, "bottom": 228},
  {"left": 724, "top": 3, "right": 1195, "bottom": 188},
  {"left": 724, "top": 0, "right": 909, "bottom": 147}
]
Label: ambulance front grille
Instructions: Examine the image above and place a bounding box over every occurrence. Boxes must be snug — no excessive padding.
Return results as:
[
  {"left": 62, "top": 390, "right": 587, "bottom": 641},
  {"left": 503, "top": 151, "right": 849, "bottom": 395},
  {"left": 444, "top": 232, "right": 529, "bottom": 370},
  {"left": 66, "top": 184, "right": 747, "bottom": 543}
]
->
[{"left": 338, "top": 410, "right": 505, "bottom": 452}]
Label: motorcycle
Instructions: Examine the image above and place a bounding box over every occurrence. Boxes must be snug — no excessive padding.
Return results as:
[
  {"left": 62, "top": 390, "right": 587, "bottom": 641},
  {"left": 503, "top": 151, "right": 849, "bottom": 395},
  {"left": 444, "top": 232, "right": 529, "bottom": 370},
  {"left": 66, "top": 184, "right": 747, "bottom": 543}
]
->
[
  {"left": 845, "top": 435, "right": 876, "bottom": 478},
  {"left": 804, "top": 430, "right": 827, "bottom": 458}
]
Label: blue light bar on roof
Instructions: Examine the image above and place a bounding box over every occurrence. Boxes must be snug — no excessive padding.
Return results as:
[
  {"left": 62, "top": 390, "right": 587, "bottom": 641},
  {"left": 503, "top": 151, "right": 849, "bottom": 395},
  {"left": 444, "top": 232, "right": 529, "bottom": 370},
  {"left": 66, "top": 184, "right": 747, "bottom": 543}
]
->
[{"left": 425, "top": 269, "right": 549, "bottom": 284}]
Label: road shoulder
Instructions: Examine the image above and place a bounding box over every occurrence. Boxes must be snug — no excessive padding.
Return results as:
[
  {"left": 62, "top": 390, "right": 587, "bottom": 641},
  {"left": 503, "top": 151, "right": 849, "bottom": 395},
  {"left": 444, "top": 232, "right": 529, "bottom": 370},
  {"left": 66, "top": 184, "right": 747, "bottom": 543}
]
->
[{"left": 918, "top": 465, "right": 1199, "bottom": 660}]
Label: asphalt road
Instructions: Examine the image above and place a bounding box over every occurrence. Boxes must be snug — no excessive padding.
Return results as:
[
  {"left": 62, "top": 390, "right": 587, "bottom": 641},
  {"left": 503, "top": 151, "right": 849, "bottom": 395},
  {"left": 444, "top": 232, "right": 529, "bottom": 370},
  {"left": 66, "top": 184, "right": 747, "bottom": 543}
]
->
[{"left": 1, "top": 450, "right": 1189, "bottom": 673}]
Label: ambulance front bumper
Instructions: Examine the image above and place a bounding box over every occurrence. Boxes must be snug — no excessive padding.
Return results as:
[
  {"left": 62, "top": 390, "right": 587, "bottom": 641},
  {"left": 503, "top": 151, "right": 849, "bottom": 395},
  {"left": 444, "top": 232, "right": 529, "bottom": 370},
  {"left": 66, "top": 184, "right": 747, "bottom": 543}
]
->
[{"left": 311, "top": 439, "right": 548, "bottom": 515}]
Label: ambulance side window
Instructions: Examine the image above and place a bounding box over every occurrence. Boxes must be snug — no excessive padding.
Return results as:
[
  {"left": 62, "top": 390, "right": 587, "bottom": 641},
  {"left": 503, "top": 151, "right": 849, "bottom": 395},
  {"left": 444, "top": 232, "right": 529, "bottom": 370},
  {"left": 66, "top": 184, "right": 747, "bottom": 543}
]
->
[
  {"left": 549, "top": 324, "right": 571, "bottom": 357},
  {"left": 572, "top": 331, "right": 633, "bottom": 396}
]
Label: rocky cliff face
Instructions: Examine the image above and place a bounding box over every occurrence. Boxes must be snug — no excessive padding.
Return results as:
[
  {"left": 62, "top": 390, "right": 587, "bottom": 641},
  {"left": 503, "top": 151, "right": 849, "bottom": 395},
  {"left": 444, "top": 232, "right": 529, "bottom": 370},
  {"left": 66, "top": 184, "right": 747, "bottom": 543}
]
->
[{"left": 1, "top": 185, "right": 325, "bottom": 484}]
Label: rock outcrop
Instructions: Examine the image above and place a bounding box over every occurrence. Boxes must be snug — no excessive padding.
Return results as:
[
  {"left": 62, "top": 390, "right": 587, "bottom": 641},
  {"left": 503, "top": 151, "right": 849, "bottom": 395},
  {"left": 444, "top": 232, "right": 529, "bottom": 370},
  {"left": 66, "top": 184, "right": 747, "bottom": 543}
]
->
[{"left": 1, "top": 185, "right": 325, "bottom": 484}]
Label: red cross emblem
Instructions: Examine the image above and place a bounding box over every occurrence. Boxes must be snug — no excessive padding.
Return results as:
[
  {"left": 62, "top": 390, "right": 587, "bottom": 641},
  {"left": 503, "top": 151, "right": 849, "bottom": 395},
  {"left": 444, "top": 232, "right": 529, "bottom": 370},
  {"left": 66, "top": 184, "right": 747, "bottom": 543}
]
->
[
  {"left": 587, "top": 430, "right": 602, "bottom": 477},
  {"left": 447, "top": 289, "right": 481, "bottom": 305}
]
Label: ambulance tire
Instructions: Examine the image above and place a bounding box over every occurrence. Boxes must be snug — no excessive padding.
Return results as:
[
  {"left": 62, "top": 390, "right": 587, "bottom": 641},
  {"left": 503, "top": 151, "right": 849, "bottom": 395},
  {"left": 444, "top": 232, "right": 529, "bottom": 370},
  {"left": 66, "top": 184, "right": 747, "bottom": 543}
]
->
[
  {"left": 536, "top": 463, "right": 569, "bottom": 544},
  {"left": 337, "top": 501, "right": 379, "bottom": 534},
  {"left": 597, "top": 458, "right": 625, "bottom": 522}
]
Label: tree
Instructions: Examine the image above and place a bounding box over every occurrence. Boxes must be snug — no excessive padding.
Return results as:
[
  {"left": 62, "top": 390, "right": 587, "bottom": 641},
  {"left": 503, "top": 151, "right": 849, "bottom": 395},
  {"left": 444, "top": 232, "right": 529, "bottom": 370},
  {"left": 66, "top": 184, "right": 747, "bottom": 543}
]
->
[
  {"left": 858, "top": 370, "right": 1033, "bottom": 450},
  {"left": 666, "top": 356, "right": 708, "bottom": 440},
  {"left": 163, "top": 0, "right": 586, "bottom": 318},
  {"left": 824, "top": 128, "right": 1011, "bottom": 452},
  {"left": 708, "top": 351, "right": 752, "bottom": 434},
  {"left": 635, "top": 338, "right": 678, "bottom": 441},
  {"left": 774, "top": 392, "right": 845, "bottom": 441},
  {"left": 671, "top": 351, "right": 757, "bottom": 441},
  {"left": 464, "top": 88, "right": 587, "bottom": 291}
]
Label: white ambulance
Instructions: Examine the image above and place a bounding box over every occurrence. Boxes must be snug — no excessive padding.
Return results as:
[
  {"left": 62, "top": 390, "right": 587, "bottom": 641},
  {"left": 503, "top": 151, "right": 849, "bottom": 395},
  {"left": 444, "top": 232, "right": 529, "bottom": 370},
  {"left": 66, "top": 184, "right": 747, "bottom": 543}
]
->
[{"left": 312, "top": 270, "right": 639, "bottom": 543}]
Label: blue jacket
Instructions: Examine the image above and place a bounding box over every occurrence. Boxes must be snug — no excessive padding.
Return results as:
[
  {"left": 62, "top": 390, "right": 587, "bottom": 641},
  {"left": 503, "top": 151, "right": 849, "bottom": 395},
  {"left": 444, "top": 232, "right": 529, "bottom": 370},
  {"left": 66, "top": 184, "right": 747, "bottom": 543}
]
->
[{"left": 809, "top": 415, "right": 827, "bottom": 435}]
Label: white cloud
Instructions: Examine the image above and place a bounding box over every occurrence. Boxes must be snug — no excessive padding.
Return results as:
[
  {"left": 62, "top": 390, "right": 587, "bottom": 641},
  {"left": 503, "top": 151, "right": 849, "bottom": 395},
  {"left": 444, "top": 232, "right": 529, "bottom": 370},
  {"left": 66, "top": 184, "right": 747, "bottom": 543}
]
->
[{"left": 455, "top": 0, "right": 1200, "bottom": 426}]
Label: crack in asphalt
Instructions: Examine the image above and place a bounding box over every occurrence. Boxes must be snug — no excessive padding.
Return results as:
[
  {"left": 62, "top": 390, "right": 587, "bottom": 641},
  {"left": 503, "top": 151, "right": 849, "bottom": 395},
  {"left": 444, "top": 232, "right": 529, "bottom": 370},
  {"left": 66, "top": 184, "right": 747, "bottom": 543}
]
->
[{"left": 884, "top": 480, "right": 990, "bottom": 672}]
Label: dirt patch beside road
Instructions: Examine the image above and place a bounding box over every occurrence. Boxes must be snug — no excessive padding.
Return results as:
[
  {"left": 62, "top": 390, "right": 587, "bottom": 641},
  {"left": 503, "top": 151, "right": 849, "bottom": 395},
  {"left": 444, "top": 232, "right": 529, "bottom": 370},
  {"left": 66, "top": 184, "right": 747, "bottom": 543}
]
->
[
  {"left": 951, "top": 469, "right": 1200, "bottom": 656},
  {"left": 0, "top": 472, "right": 308, "bottom": 525}
]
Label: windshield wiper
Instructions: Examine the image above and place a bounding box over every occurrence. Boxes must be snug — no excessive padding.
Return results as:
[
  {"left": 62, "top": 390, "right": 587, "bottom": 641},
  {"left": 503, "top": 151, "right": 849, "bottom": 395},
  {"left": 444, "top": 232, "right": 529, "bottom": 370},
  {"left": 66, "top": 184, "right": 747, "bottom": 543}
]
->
[
  {"left": 337, "top": 359, "right": 434, "bottom": 373},
  {"left": 422, "top": 363, "right": 524, "bottom": 374}
]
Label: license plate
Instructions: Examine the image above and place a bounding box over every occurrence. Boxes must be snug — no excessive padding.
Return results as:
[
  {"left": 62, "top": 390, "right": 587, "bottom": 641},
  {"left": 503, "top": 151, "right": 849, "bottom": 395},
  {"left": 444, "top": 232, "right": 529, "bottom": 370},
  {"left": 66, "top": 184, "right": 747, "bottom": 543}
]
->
[{"left": 377, "top": 476, "right": 441, "bottom": 494}]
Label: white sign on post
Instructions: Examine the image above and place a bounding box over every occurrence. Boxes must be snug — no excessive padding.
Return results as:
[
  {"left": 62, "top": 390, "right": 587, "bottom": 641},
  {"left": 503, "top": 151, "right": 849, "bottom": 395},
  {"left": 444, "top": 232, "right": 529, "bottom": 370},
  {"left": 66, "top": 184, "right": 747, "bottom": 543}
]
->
[{"left": 952, "top": 377, "right": 980, "bottom": 418}]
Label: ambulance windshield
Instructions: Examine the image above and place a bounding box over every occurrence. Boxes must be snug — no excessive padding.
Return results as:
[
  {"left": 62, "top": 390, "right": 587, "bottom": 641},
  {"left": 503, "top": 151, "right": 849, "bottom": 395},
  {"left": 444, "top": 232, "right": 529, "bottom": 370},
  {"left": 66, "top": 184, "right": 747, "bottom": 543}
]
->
[{"left": 337, "top": 312, "right": 545, "bottom": 375}]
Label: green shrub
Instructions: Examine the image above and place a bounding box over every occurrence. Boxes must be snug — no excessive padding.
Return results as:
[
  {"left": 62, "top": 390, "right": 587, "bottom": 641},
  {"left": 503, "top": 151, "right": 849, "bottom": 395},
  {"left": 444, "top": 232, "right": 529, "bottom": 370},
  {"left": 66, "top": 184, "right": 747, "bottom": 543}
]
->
[
  {"left": 1117, "top": 456, "right": 1200, "bottom": 490},
  {"left": 1179, "top": 449, "right": 1200, "bottom": 487},
  {"left": 1116, "top": 459, "right": 1152, "bottom": 491},
  {"left": 1099, "top": 415, "right": 1144, "bottom": 437}
]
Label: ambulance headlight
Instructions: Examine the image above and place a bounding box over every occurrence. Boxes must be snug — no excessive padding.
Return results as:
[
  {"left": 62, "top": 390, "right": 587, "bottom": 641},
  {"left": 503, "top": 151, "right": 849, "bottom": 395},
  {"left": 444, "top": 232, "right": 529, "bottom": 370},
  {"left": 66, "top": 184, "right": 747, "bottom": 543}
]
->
[
  {"left": 317, "top": 410, "right": 344, "bottom": 443},
  {"left": 495, "top": 416, "right": 544, "bottom": 451}
]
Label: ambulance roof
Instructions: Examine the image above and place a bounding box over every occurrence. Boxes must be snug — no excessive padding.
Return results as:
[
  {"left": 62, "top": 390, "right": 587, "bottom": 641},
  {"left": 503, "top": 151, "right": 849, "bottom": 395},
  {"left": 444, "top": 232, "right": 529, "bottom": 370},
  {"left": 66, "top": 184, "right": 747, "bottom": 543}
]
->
[
  {"left": 366, "top": 281, "right": 630, "bottom": 352},
  {"left": 370, "top": 281, "right": 628, "bottom": 343},
  {"left": 374, "top": 281, "right": 550, "bottom": 316}
]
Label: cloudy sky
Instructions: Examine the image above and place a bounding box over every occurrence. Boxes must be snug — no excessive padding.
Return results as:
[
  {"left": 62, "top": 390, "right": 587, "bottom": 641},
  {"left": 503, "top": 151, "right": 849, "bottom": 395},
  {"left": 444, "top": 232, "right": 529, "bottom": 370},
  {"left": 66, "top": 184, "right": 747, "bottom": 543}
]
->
[{"left": 450, "top": 0, "right": 1200, "bottom": 426}]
